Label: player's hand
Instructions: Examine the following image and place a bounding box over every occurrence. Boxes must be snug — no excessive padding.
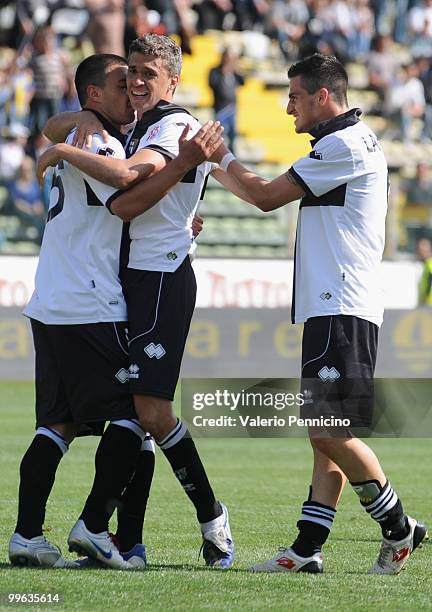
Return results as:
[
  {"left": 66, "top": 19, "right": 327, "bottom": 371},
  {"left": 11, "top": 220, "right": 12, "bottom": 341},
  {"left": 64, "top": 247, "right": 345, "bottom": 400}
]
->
[
  {"left": 178, "top": 121, "right": 224, "bottom": 169},
  {"left": 192, "top": 214, "right": 204, "bottom": 237},
  {"left": 71, "top": 110, "right": 109, "bottom": 148},
  {"left": 36, "top": 145, "right": 63, "bottom": 185}
]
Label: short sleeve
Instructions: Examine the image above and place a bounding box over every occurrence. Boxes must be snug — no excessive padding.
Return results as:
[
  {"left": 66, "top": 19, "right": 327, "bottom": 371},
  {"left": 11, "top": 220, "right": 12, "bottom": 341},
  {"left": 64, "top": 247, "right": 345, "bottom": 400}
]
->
[
  {"left": 143, "top": 114, "right": 200, "bottom": 160},
  {"left": 290, "top": 134, "right": 355, "bottom": 197},
  {"left": 65, "top": 130, "right": 126, "bottom": 160},
  {"left": 90, "top": 134, "right": 126, "bottom": 160}
]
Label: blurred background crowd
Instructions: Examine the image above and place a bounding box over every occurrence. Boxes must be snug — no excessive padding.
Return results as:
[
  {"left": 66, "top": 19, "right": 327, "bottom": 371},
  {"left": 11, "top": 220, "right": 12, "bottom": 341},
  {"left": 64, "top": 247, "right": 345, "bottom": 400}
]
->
[{"left": 1, "top": 0, "right": 432, "bottom": 264}]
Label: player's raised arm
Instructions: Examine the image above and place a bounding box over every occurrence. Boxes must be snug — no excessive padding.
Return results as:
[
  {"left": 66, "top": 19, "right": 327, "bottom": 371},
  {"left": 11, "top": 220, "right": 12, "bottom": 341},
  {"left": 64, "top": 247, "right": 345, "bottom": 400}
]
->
[
  {"left": 211, "top": 146, "right": 305, "bottom": 211},
  {"left": 109, "top": 121, "right": 223, "bottom": 220}
]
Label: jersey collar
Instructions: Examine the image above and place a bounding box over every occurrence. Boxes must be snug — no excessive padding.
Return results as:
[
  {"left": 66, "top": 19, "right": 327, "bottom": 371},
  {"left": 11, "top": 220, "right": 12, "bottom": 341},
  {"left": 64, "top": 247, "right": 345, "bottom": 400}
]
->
[
  {"left": 82, "top": 109, "right": 126, "bottom": 145},
  {"left": 309, "top": 108, "right": 362, "bottom": 146}
]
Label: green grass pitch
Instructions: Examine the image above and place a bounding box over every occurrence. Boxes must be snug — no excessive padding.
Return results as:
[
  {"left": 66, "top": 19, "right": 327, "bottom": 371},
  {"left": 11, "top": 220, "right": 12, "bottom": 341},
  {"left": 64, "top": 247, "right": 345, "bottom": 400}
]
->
[{"left": 0, "top": 381, "right": 430, "bottom": 611}]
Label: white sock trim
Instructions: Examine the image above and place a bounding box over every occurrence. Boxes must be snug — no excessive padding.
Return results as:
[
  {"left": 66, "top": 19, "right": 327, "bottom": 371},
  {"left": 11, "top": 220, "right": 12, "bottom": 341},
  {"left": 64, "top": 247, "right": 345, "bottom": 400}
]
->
[
  {"left": 141, "top": 435, "right": 155, "bottom": 453},
  {"left": 158, "top": 419, "right": 187, "bottom": 450},
  {"left": 111, "top": 418, "right": 147, "bottom": 442},
  {"left": 36, "top": 426, "right": 68, "bottom": 455}
]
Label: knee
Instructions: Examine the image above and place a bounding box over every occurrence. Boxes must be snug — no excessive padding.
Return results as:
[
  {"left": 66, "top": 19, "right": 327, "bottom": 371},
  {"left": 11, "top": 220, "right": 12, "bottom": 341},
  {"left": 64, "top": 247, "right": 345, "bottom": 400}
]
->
[
  {"left": 310, "top": 435, "right": 350, "bottom": 458},
  {"left": 50, "top": 422, "right": 77, "bottom": 445},
  {"left": 134, "top": 395, "right": 176, "bottom": 441}
]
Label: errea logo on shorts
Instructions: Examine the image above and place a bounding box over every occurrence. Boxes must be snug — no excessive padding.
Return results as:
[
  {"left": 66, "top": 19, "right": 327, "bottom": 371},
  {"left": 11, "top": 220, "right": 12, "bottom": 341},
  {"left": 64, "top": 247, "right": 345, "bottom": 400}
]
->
[
  {"left": 115, "top": 364, "right": 140, "bottom": 383},
  {"left": 318, "top": 366, "right": 340, "bottom": 381},
  {"left": 129, "top": 363, "right": 140, "bottom": 379},
  {"left": 115, "top": 368, "right": 129, "bottom": 384},
  {"left": 144, "top": 343, "right": 166, "bottom": 359}
]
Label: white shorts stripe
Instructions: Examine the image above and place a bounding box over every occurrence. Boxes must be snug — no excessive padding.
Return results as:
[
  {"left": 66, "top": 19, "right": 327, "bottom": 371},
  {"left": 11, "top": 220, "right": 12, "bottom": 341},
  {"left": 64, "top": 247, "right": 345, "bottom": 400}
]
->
[
  {"left": 128, "top": 272, "right": 164, "bottom": 346},
  {"left": 301, "top": 316, "right": 333, "bottom": 372}
]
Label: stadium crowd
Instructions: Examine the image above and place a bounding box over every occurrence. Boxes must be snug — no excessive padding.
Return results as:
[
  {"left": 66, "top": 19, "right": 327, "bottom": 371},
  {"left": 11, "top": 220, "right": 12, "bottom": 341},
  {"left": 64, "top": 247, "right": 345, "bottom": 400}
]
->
[{"left": 1, "top": 0, "right": 432, "bottom": 253}]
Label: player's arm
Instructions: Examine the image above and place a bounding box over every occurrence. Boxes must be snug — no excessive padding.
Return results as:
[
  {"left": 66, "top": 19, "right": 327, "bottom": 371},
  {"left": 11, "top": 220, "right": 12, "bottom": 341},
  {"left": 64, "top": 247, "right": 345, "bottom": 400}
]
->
[
  {"left": 37, "top": 143, "right": 168, "bottom": 190},
  {"left": 109, "top": 122, "right": 223, "bottom": 220},
  {"left": 215, "top": 153, "right": 305, "bottom": 211},
  {"left": 43, "top": 111, "right": 110, "bottom": 146}
]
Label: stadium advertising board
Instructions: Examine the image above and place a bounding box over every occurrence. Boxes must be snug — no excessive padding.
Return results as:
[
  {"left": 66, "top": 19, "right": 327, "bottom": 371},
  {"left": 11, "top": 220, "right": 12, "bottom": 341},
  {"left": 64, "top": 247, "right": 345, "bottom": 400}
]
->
[{"left": 1, "top": 307, "right": 431, "bottom": 380}]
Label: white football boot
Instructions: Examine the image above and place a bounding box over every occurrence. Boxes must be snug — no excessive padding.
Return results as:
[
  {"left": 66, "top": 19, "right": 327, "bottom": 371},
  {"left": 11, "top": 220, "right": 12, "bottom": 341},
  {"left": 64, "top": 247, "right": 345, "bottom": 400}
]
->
[
  {"left": 9, "top": 533, "right": 79, "bottom": 568},
  {"left": 251, "top": 547, "right": 323, "bottom": 573},
  {"left": 369, "top": 516, "right": 428, "bottom": 575},
  {"left": 68, "top": 520, "right": 133, "bottom": 570},
  {"left": 201, "top": 503, "right": 235, "bottom": 569}
]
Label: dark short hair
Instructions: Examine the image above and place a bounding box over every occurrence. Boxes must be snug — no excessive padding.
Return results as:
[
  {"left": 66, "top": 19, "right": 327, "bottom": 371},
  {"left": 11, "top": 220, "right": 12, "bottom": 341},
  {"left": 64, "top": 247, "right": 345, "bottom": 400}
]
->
[
  {"left": 288, "top": 54, "right": 348, "bottom": 106},
  {"left": 75, "top": 53, "right": 128, "bottom": 105},
  {"left": 128, "top": 34, "right": 182, "bottom": 77}
]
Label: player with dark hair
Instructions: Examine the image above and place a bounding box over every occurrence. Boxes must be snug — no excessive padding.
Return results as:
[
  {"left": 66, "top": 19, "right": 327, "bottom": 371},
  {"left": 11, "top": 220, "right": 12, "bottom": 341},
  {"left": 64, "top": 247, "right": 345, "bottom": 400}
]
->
[
  {"left": 38, "top": 34, "right": 237, "bottom": 569},
  {"left": 10, "top": 52, "right": 222, "bottom": 570},
  {"left": 202, "top": 52, "right": 427, "bottom": 575}
]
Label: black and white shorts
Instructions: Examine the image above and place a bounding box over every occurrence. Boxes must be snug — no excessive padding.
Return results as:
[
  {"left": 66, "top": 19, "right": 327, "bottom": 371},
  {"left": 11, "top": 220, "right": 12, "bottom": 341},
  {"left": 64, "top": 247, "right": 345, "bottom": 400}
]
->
[
  {"left": 31, "top": 318, "right": 136, "bottom": 431},
  {"left": 122, "top": 255, "right": 197, "bottom": 401},
  {"left": 300, "top": 315, "right": 378, "bottom": 428}
]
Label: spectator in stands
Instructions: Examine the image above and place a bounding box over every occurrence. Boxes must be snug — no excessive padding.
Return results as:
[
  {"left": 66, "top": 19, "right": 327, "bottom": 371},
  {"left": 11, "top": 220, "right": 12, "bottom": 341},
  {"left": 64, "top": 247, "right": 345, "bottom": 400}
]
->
[
  {"left": 85, "top": 0, "right": 126, "bottom": 56},
  {"left": 367, "top": 34, "right": 400, "bottom": 112},
  {"left": 266, "top": 0, "right": 309, "bottom": 60},
  {"left": 0, "top": 123, "right": 28, "bottom": 186},
  {"left": 233, "top": 0, "right": 272, "bottom": 32},
  {"left": 349, "top": 0, "right": 374, "bottom": 59},
  {"left": 194, "top": 0, "right": 232, "bottom": 33},
  {"left": 314, "top": 0, "right": 352, "bottom": 62},
  {"left": 28, "top": 26, "right": 67, "bottom": 139},
  {"left": 385, "top": 62, "right": 425, "bottom": 142},
  {"left": 405, "top": 162, "right": 432, "bottom": 210},
  {"left": 408, "top": 0, "right": 432, "bottom": 57},
  {"left": 124, "top": 2, "right": 165, "bottom": 53},
  {"left": 209, "top": 48, "right": 245, "bottom": 154},
  {"left": 8, "top": 155, "right": 45, "bottom": 242},
  {"left": 59, "top": 72, "right": 80, "bottom": 114},
  {"left": 416, "top": 56, "right": 432, "bottom": 140},
  {"left": 416, "top": 237, "right": 432, "bottom": 306}
]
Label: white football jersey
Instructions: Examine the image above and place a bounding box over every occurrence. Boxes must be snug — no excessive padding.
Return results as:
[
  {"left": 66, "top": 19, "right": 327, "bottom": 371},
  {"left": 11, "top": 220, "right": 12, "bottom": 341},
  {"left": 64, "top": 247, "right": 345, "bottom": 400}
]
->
[
  {"left": 123, "top": 101, "right": 215, "bottom": 272},
  {"left": 289, "top": 109, "right": 387, "bottom": 327},
  {"left": 24, "top": 126, "right": 128, "bottom": 324}
]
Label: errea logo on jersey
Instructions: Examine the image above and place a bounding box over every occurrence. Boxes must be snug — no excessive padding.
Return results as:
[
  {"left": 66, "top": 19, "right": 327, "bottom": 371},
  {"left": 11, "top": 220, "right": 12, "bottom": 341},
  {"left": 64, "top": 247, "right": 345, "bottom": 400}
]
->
[
  {"left": 320, "top": 292, "right": 332, "bottom": 301},
  {"left": 167, "top": 251, "right": 178, "bottom": 261},
  {"left": 144, "top": 343, "right": 166, "bottom": 359}
]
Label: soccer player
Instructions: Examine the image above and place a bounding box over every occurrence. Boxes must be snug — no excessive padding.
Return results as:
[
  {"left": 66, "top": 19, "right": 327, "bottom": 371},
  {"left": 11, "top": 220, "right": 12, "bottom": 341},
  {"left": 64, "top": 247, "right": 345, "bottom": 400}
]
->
[
  {"left": 10, "top": 53, "right": 222, "bottom": 570},
  {"left": 37, "top": 35, "right": 237, "bottom": 569},
  {"left": 204, "top": 53, "right": 426, "bottom": 575}
]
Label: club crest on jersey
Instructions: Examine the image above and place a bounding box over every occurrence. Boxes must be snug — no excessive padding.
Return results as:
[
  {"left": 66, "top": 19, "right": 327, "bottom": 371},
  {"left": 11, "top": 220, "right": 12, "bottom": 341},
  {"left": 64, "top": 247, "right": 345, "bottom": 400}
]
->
[
  {"left": 146, "top": 125, "right": 161, "bottom": 141},
  {"left": 127, "top": 138, "right": 140, "bottom": 156}
]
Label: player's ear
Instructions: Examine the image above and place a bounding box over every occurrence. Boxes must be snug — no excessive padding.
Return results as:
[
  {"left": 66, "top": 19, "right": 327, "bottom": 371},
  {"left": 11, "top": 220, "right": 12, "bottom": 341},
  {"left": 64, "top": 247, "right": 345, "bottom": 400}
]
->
[
  {"left": 318, "top": 87, "right": 329, "bottom": 106},
  {"left": 87, "top": 84, "right": 102, "bottom": 103},
  {"left": 168, "top": 75, "right": 180, "bottom": 93}
]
